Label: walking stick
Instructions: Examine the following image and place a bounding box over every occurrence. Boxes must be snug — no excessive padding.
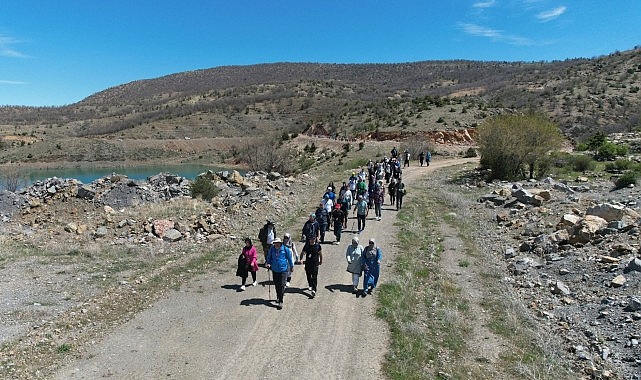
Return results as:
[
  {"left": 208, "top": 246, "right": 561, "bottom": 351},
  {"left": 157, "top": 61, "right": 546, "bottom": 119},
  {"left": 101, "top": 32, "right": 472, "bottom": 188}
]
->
[{"left": 267, "top": 269, "right": 271, "bottom": 301}]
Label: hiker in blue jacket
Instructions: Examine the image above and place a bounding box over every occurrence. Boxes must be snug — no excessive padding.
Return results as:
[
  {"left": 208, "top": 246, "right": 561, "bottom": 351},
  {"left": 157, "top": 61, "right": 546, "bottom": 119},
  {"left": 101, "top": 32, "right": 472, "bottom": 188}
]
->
[
  {"left": 362, "top": 238, "right": 382, "bottom": 296},
  {"left": 265, "top": 238, "right": 294, "bottom": 309}
]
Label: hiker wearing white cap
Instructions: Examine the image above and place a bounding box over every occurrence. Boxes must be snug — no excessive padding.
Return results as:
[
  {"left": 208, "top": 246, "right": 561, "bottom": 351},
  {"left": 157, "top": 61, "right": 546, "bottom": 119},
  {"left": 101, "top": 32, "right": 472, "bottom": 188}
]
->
[
  {"left": 265, "top": 238, "right": 294, "bottom": 309},
  {"left": 345, "top": 236, "right": 364, "bottom": 294}
]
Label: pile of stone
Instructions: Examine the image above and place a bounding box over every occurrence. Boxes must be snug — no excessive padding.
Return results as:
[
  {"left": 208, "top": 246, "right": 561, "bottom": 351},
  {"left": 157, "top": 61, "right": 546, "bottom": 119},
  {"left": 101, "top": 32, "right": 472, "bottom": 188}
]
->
[
  {"left": 476, "top": 177, "right": 641, "bottom": 378},
  {"left": 3, "top": 169, "right": 302, "bottom": 248}
]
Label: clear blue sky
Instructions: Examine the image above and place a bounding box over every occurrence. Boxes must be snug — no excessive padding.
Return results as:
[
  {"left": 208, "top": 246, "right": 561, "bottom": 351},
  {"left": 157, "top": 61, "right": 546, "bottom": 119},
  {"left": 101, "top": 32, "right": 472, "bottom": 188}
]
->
[{"left": 1, "top": 1, "right": 639, "bottom": 107}]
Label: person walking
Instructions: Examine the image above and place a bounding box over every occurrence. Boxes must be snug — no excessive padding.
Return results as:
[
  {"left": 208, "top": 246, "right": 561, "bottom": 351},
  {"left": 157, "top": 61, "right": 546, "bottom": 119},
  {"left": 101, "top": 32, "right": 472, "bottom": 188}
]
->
[
  {"left": 301, "top": 236, "right": 323, "bottom": 298},
  {"left": 331, "top": 203, "right": 345, "bottom": 244},
  {"left": 265, "top": 238, "right": 294, "bottom": 309},
  {"left": 403, "top": 149, "right": 410, "bottom": 168},
  {"left": 362, "top": 238, "right": 382, "bottom": 296},
  {"left": 388, "top": 177, "right": 397, "bottom": 206},
  {"left": 396, "top": 180, "right": 406, "bottom": 211},
  {"left": 373, "top": 180, "right": 385, "bottom": 221},
  {"left": 236, "top": 237, "right": 259, "bottom": 290},
  {"left": 353, "top": 195, "right": 369, "bottom": 234},
  {"left": 283, "top": 233, "right": 299, "bottom": 286},
  {"left": 301, "top": 213, "right": 320, "bottom": 243},
  {"left": 345, "top": 236, "right": 364, "bottom": 294},
  {"left": 426, "top": 150, "right": 431, "bottom": 166},
  {"left": 258, "top": 220, "right": 276, "bottom": 262},
  {"left": 418, "top": 151, "right": 425, "bottom": 166},
  {"left": 315, "top": 202, "right": 329, "bottom": 243}
]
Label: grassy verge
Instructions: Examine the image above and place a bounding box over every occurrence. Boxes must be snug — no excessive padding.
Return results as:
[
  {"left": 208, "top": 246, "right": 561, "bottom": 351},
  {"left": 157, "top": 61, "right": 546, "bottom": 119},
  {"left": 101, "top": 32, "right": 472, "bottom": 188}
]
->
[{"left": 378, "top": 166, "right": 573, "bottom": 379}]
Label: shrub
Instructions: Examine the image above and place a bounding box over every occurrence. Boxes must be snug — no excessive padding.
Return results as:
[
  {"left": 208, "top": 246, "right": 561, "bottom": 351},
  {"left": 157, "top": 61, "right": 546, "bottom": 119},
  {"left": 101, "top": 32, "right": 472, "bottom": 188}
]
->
[
  {"left": 615, "top": 172, "right": 638, "bottom": 189},
  {"left": 477, "top": 112, "right": 563, "bottom": 180},
  {"left": 190, "top": 177, "right": 219, "bottom": 201},
  {"left": 604, "top": 159, "right": 632, "bottom": 172},
  {"left": 463, "top": 147, "right": 477, "bottom": 158},
  {"left": 571, "top": 155, "right": 596, "bottom": 172}
]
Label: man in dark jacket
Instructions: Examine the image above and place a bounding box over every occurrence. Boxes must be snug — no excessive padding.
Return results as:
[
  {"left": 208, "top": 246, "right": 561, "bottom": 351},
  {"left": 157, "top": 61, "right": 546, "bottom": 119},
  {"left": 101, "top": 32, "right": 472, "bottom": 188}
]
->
[
  {"left": 315, "top": 203, "right": 329, "bottom": 243},
  {"left": 258, "top": 220, "right": 276, "bottom": 261},
  {"left": 301, "top": 236, "right": 323, "bottom": 298},
  {"left": 301, "top": 213, "right": 319, "bottom": 243}
]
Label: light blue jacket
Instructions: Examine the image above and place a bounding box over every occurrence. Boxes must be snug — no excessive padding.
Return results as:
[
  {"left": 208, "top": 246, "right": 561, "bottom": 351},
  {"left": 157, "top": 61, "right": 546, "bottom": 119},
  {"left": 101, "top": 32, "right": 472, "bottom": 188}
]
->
[{"left": 266, "top": 244, "right": 294, "bottom": 273}]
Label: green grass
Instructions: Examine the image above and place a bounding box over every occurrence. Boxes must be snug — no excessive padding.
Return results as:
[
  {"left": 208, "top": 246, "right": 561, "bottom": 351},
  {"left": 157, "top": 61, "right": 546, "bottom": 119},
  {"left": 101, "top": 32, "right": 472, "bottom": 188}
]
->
[{"left": 378, "top": 167, "right": 573, "bottom": 379}]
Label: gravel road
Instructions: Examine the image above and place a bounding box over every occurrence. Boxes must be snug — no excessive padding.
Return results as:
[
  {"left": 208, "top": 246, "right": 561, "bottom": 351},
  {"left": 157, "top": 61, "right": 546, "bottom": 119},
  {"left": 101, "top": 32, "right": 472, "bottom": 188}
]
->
[{"left": 54, "top": 158, "right": 476, "bottom": 380}]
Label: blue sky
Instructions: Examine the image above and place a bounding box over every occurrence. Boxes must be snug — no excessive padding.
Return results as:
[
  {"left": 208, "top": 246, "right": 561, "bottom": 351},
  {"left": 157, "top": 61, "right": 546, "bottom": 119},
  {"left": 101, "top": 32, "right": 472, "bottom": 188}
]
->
[{"left": 1, "top": 1, "right": 639, "bottom": 107}]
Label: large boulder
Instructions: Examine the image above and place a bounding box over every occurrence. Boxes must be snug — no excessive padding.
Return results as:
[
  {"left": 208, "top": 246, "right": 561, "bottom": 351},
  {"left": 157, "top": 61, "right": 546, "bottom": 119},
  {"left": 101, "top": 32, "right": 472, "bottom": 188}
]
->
[
  {"left": 569, "top": 215, "right": 608, "bottom": 244},
  {"left": 586, "top": 203, "right": 640, "bottom": 223}
]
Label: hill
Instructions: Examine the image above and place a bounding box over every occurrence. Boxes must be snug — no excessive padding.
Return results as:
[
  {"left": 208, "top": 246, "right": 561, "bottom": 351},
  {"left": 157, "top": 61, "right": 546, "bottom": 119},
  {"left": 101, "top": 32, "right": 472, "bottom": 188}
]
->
[{"left": 0, "top": 47, "right": 640, "bottom": 166}]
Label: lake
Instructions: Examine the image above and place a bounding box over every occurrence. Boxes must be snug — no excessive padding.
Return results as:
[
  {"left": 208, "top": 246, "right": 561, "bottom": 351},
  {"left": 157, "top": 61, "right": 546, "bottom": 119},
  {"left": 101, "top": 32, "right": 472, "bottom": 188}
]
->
[{"left": 16, "top": 164, "right": 229, "bottom": 188}]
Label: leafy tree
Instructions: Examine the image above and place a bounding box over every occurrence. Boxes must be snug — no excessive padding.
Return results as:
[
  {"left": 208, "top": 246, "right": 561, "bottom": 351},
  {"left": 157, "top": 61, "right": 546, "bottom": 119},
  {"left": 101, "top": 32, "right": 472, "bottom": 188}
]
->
[{"left": 477, "top": 113, "right": 563, "bottom": 180}]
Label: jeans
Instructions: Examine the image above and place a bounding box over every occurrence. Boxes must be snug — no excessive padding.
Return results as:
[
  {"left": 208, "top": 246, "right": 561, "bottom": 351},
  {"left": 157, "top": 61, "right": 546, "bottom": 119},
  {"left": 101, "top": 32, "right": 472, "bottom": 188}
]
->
[
  {"left": 357, "top": 214, "right": 366, "bottom": 232},
  {"left": 374, "top": 202, "right": 382, "bottom": 218}
]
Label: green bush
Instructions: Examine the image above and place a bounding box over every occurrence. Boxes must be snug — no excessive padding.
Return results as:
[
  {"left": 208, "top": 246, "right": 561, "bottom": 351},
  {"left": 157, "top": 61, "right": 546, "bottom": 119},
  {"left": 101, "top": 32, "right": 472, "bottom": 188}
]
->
[
  {"left": 571, "top": 155, "right": 596, "bottom": 172},
  {"left": 615, "top": 172, "right": 638, "bottom": 189},
  {"left": 604, "top": 159, "right": 632, "bottom": 172},
  {"left": 190, "top": 177, "right": 219, "bottom": 201},
  {"left": 463, "top": 147, "right": 477, "bottom": 158}
]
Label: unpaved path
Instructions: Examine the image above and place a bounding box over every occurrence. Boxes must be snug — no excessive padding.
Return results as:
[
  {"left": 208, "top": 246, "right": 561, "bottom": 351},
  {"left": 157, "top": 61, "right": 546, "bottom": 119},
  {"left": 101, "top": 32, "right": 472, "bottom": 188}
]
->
[{"left": 54, "top": 157, "right": 478, "bottom": 379}]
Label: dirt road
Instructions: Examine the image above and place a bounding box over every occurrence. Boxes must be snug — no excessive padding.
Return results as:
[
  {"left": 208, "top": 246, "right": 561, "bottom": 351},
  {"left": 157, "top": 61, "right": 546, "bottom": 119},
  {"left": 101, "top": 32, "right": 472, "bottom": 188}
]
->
[{"left": 54, "top": 158, "right": 478, "bottom": 380}]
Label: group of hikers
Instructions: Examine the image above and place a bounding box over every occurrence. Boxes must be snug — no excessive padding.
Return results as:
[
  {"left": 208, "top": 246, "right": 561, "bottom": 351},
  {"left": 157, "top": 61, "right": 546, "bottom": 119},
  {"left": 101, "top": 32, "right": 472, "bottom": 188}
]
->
[{"left": 235, "top": 145, "right": 429, "bottom": 309}]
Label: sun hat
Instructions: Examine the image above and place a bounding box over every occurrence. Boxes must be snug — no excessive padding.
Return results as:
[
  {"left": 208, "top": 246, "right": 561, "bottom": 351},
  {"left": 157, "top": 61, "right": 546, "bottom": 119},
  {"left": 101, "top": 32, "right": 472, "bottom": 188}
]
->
[
  {"left": 309, "top": 213, "right": 316, "bottom": 218},
  {"left": 352, "top": 236, "right": 359, "bottom": 244},
  {"left": 369, "top": 238, "right": 375, "bottom": 244},
  {"left": 272, "top": 238, "right": 282, "bottom": 244}
]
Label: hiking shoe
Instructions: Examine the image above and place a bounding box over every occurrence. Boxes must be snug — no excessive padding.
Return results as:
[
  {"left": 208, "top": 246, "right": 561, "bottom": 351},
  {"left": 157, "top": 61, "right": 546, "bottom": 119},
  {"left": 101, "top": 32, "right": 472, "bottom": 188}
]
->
[
  {"left": 240, "top": 285, "right": 245, "bottom": 291},
  {"left": 353, "top": 286, "right": 358, "bottom": 294},
  {"left": 251, "top": 281, "right": 257, "bottom": 287},
  {"left": 311, "top": 290, "right": 316, "bottom": 298},
  {"left": 277, "top": 302, "right": 283, "bottom": 310}
]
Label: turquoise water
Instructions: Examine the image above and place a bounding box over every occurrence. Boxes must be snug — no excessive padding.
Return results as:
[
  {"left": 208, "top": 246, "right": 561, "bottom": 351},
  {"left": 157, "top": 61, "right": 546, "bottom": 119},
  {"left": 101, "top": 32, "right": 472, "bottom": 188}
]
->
[{"left": 18, "top": 164, "right": 228, "bottom": 187}]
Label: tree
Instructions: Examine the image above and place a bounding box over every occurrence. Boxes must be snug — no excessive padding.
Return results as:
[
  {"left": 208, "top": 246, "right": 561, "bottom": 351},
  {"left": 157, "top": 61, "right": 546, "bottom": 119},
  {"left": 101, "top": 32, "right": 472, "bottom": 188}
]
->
[{"left": 477, "top": 112, "right": 563, "bottom": 180}]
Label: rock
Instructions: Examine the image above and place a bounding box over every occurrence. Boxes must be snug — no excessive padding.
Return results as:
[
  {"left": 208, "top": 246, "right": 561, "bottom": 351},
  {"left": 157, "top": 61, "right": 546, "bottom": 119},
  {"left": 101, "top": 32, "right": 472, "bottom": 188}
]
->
[
  {"left": 479, "top": 194, "right": 507, "bottom": 206},
  {"left": 152, "top": 219, "right": 175, "bottom": 239},
  {"left": 569, "top": 215, "right": 608, "bottom": 245},
  {"left": 511, "top": 188, "right": 543, "bottom": 206},
  {"left": 598, "top": 255, "right": 620, "bottom": 264},
  {"left": 529, "top": 189, "right": 551, "bottom": 201},
  {"left": 610, "top": 243, "right": 635, "bottom": 257},
  {"left": 623, "top": 258, "right": 641, "bottom": 273},
  {"left": 64, "top": 222, "right": 78, "bottom": 233},
  {"left": 227, "top": 170, "right": 245, "bottom": 185},
  {"left": 104, "top": 205, "right": 117, "bottom": 215},
  {"left": 505, "top": 247, "right": 517, "bottom": 259},
  {"left": 557, "top": 214, "right": 582, "bottom": 230},
  {"left": 611, "top": 275, "right": 626, "bottom": 287},
  {"left": 551, "top": 281, "right": 571, "bottom": 295},
  {"left": 267, "top": 172, "right": 281, "bottom": 181},
  {"left": 163, "top": 228, "right": 182, "bottom": 242},
  {"left": 548, "top": 229, "right": 569, "bottom": 244},
  {"left": 94, "top": 226, "right": 108, "bottom": 238},
  {"left": 76, "top": 186, "right": 96, "bottom": 200},
  {"left": 586, "top": 203, "right": 640, "bottom": 223},
  {"left": 624, "top": 297, "right": 641, "bottom": 312}
]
